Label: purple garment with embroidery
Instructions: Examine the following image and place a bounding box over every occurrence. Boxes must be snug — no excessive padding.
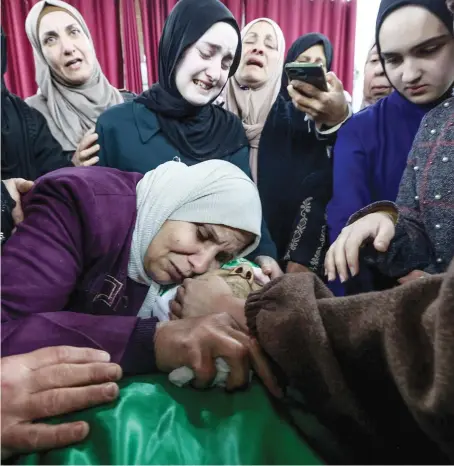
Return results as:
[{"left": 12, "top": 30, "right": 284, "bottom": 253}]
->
[{"left": 1, "top": 167, "right": 158, "bottom": 374}]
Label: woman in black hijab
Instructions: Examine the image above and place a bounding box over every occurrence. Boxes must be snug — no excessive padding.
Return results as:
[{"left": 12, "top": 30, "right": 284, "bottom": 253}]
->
[
  {"left": 257, "top": 33, "right": 336, "bottom": 277},
  {"left": 97, "top": 0, "right": 280, "bottom": 276}
]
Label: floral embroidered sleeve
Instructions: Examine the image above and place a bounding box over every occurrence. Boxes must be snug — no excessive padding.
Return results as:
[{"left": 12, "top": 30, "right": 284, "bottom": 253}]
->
[{"left": 284, "top": 170, "right": 332, "bottom": 277}]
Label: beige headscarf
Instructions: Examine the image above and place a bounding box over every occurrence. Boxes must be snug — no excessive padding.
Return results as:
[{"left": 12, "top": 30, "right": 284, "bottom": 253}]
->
[
  {"left": 224, "top": 18, "right": 285, "bottom": 182},
  {"left": 128, "top": 160, "right": 262, "bottom": 318},
  {"left": 25, "top": 0, "right": 123, "bottom": 151}
]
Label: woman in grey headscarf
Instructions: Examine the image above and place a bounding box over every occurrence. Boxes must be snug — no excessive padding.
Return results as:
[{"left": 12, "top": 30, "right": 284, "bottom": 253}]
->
[{"left": 25, "top": 0, "right": 132, "bottom": 165}]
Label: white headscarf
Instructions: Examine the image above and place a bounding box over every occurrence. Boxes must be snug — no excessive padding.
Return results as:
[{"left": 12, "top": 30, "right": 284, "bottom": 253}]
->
[
  {"left": 224, "top": 18, "right": 285, "bottom": 182},
  {"left": 128, "top": 160, "right": 262, "bottom": 317},
  {"left": 25, "top": 0, "right": 123, "bottom": 151}
]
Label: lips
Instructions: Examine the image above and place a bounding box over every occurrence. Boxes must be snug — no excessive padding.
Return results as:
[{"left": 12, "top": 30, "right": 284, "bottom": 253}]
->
[
  {"left": 65, "top": 58, "right": 82, "bottom": 67},
  {"left": 193, "top": 79, "right": 213, "bottom": 90},
  {"left": 406, "top": 84, "right": 429, "bottom": 95},
  {"left": 246, "top": 57, "right": 264, "bottom": 68}
]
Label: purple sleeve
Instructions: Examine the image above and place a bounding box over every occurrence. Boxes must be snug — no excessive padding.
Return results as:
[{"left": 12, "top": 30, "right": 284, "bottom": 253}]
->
[{"left": 1, "top": 175, "right": 156, "bottom": 373}]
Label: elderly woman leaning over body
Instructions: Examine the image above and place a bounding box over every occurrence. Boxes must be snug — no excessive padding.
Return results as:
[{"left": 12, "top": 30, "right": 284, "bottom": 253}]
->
[
  {"left": 96, "top": 0, "right": 282, "bottom": 280},
  {"left": 1, "top": 160, "right": 279, "bottom": 392},
  {"left": 327, "top": 0, "right": 454, "bottom": 295},
  {"left": 24, "top": 0, "right": 134, "bottom": 166}
]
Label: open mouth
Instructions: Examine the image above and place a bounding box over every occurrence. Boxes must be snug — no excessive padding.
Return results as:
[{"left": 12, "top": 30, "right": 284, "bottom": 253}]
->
[
  {"left": 246, "top": 58, "right": 263, "bottom": 68},
  {"left": 193, "top": 79, "right": 213, "bottom": 91},
  {"left": 65, "top": 58, "right": 82, "bottom": 68}
]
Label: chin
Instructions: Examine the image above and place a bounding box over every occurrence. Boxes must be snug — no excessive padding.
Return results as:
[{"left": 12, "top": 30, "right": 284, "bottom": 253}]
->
[
  {"left": 184, "top": 93, "right": 215, "bottom": 106},
  {"left": 64, "top": 73, "right": 91, "bottom": 86}
]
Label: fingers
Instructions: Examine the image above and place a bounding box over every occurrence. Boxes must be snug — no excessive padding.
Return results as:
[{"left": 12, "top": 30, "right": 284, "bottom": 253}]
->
[
  {"left": 30, "top": 362, "right": 122, "bottom": 393},
  {"left": 15, "top": 179, "right": 34, "bottom": 194},
  {"left": 325, "top": 71, "right": 343, "bottom": 91},
  {"left": 189, "top": 346, "right": 217, "bottom": 389},
  {"left": 248, "top": 338, "right": 283, "bottom": 399},
  {"left": 80, "top": 155, "right": 100, "bottom": 167},
  {"left": 27, "top": 382, "right": 119, "bottom": 420},
  {"left": 22, "top": 346, "right": 111, "bottom": 371},
  {"left": 2, "top": 421, "right": 90, "bottom": 455},
  {"left": 373, "top": 218, "right": 394, "bottom": 252},
  {"left": 290, "top": 80, "right": 322, "bottom": 99},
  {"left": 11, "top": 204, "right": 25, "bottom": 226},
  {"left": 169, "top": 300, "right": 183, "bottom": 318},
  {"left": 332, "top": 228, "right": 351, "bottom": 282},
  {"left": 79, "top": 143, "right": 100, "bottom": 161}
]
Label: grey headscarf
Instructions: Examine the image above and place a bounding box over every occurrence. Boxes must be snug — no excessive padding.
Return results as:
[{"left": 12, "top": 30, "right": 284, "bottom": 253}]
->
[
  {"left": 25, "top": 0, "right": 123, "bottom": 151},
  {"left": 128, "top": 160, "right": 262, "bottom": 317}
]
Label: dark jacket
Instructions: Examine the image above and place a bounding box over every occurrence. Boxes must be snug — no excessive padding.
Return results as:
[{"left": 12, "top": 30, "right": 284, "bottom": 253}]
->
[
  {"left": 1, "top": 167, "right": 158, "bottom": 375},
  {"left": 96, "top": 100, "right": 277, "bottom": 259}
]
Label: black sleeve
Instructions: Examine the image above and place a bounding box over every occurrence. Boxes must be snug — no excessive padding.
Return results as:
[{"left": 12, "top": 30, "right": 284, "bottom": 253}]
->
[
  {"left": 284, "top": 170, "right": 333, "bottom": 276},
  {"left": 1, "top": 182, "right": 15, "bottom": 246},
  {"left": 30, "top": 106, "right": 74, "bottom": 177}
]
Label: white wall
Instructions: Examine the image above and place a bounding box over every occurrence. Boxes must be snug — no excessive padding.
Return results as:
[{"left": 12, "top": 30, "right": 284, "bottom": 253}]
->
[{"left": 352, "top": 0, "right": 381, "bottom": 111}]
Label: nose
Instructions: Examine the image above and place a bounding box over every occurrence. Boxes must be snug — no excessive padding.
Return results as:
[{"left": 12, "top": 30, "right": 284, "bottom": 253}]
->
[
  {"left": 231, "top": 265, "right": 254, "bottom": 285},
  {"left": 373, "top": 62, "right": 386, "bottom": 77},
  {"left": 188, "top": 248, "right": 218, "bottom": 275},
  {"left": 251, "top": 47, "right": 264, "bottom": 56},
  {"left": 205, "top": 59, "right": 221, "bottom": 83},
  {"left": 401, "top": 59, "right": 422, "bottom": 84},
  {"left": 61, "top": 35, "right": 76, "bottom": 55}
]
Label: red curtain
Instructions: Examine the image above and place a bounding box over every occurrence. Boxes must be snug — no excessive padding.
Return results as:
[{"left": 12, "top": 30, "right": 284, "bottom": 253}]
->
[
  {"left": 244, "top": 0, "right": 357, "bottom": 93},
  {"left": 2, "top": 0, "right": 123, "bottom": 98},
  {"left": 220, "top": 0, "right": 244, "bottom": 26},
  {"left": 121, "top": 0, "right": 143, "bottom": 93},
  {"left": 139, "top": 0, "right": 175, "bottom": 86}
]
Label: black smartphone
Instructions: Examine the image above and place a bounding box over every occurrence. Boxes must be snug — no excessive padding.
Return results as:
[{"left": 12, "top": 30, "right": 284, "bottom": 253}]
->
[{"left": 284, "top": 62, "right": 328, "bottom": 92}]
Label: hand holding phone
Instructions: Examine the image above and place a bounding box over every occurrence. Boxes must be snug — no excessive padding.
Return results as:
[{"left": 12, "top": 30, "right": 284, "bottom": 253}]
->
[{"left": 284, "top": 62, "right": 328, "bottom": 92}]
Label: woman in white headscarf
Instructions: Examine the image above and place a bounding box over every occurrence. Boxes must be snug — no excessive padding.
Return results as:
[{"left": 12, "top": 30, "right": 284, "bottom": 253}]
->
[
  {"left": 2, "top": 160, "right": 267, "bottom": 388},
  {"left": 224, "top": 18, "right": 286, "bottom": 182},
  {"left": 25, "top": 0, "right": 133, "bottom": 165}
]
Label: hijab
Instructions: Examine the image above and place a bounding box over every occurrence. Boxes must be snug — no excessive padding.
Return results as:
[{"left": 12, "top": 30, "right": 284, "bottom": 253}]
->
[
  {"left": 224, "top": 18, "right": 286, "bottom": 182},
  {"left": 279, "top": 32, "right": 333, "bottom": 100},
  {"left": 136, "top": 0, "right": 247, "bottom": 161},
  {"left": 375, "top": 0, "right": 454, "bottom": 102},
  {"left": 25, "top": 0, "right": 123, "bottom": 151},
  {"left": 128, "top": 160, "right": 262, "bottom": 317},
  {"left": 1, "top": 28, "right": 37, "bottom": 179},
  {"left": 257, "top": 33, "right": 334, "bottom": 262}
]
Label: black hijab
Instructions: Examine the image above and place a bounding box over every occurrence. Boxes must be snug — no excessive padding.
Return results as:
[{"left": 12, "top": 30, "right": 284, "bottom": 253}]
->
[
  {"left": 136, "top": 0, "right": 247, "bottom": 160},
  {"left": 257, "top": 34, "right": 334, "bottom": 263},
  {"left": 375, "top": 0, "right": 453, "bottom": 101},
  {"left": 280, "top": 33, "right": 333, "bottom": 100},
  {"left": 1, "top": 27, "right": 37, "bottom": 180}
]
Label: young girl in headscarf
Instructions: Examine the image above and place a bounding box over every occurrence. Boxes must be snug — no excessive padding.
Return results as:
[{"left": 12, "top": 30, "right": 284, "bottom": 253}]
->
[
  {"left": 96, "top": 0, "right": 280, "bottom": 279},
  {"left": 327, "top": 0, "right": 454, "bottom": 294},
  {"left": 25, "top": 0, "right": 132, "bottom": 163}
]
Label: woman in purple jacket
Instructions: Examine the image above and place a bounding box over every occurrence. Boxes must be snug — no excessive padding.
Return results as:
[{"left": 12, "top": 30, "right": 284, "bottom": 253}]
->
[{"left": 1, "top": 160, "right": 274, "bottom": 390}]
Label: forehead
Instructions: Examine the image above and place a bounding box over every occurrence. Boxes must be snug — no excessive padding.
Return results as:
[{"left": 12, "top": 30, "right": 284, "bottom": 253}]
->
[
  {"left": 197, "top": 22, "right": 238, "bottom": 55},
  {"left": 379, "top": 6, "right": 449, "bottom": 53},
  {"left": 297, "top": 44, "right": 326, "bottom": 61},
  {"left": 39, "top": 10, "right": 80, "bottom": 36},
  {"left": 244, "top": 21, "right": 277, "bottom": 42}
]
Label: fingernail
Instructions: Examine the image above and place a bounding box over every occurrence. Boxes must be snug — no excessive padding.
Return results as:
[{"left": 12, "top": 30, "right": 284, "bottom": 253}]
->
[
  {"left": 73, "top": 422, "right": 88, "bottom": 439},
  {"left": 328, "top": 273, "right": 334, "bottom": 282},
  {"left": 103, "top": 383, "right": 118, "bottom": 399},
  {"left": 97, "top": 351, "right": 111, "bottom": 362},
  {"left": 376, "top": 241, "right": 385, "bottom": 249},
  {"left": 349, "top": 266, "right": 356, "bottom": 276},
  {"left": 340, "top": 275, "right": 346, "bottom": 283},
  {"left": 108, "top": 365, "right": 120, "bottom": 381}
]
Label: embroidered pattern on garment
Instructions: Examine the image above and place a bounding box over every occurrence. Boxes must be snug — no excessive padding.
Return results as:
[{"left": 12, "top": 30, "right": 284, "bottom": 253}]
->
[
  {"left": 93, "top": 275, "right": 124, "bottom": 310},
  {"left": 284, "top": 197, "right": 313, "bottom": 261},
  {"left": 310, "top": 222, "right": 327, "bottom": 273}
]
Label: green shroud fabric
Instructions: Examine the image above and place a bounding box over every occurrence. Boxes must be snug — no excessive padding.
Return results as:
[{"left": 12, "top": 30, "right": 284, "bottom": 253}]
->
[{"left": 18, "top": 375, "right": 326, "bottom": 465}]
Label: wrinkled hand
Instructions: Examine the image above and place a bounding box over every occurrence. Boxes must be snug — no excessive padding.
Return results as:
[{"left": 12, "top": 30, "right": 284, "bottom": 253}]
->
[
  {"left": 3, "top": 178, "right": 34, "bottom": 226},
  {"left": 254, "top": 256, "right": 283, "bottom": 280},
  {"left": 324, "top": 212, "right": 395, "bottom": 283},
  {"left": 72, "top": 128, "right": 100, "bottom": 167},
  {"left": 154, "top": 312, "right": 282, "bottom": 397},
  {"left": 398, "top": 270, "right": 428, "bottom": 285},
  {"left": 287, "top": 72, "right": 349, "bottom": 127},
  {"left": 170, "top": 275, "right": 234, "bottom": 320},
  {"left": 286, "top": 261, "right": 311, "bottom": 274},
  {"left": 1, "top": 346, "right": 121, "bottom": 459}
]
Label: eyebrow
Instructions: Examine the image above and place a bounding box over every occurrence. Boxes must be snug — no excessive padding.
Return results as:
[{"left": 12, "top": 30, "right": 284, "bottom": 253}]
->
[
  {"left": 41, "top": 23, "right": 79, "bottom": 39},
  {"left": 381, "top": 34, "right": 450, "bottom": 57},
  {"left": 201, "top": 42, "right": 234, "bottom": 60}
]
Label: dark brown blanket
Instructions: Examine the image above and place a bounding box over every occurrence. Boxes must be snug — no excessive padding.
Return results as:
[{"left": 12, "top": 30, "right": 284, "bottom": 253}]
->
[{"left": 246, "top": 259, "right": 454, "bottom": 464}]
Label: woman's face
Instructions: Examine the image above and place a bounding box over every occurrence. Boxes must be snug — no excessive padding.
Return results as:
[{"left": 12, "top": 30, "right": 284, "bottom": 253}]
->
[
  {"left": 144, "top": 220, "right": 254, "bottom": 285},
  {"left": 175, "top": 22, "right": 238, "bottom": 106},
  {"left": 379, "top": 6, "right": 454, "bottom": 104},
  {"left": 363, "top": 45, "right": 392, "bottom": 104},
  {"left": 236, "top": 21, "right": 280, "bottom": 89},
  {"left": 38, "top": 10, "right": 94, "bottom": 85},
  {"left": 295, "top": 44, "right": 328, "bottom": 72}
]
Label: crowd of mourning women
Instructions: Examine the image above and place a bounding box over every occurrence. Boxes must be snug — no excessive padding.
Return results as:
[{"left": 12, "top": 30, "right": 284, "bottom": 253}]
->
[{"left": 1, "top": 0, "right": 454, "bottom": 462}]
